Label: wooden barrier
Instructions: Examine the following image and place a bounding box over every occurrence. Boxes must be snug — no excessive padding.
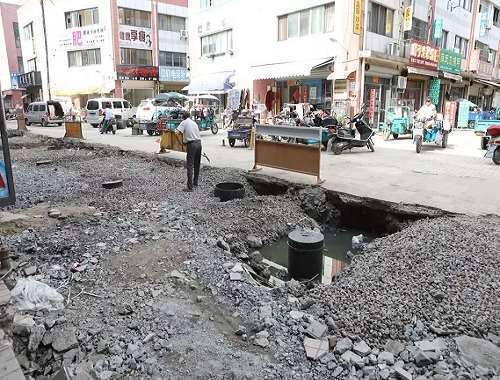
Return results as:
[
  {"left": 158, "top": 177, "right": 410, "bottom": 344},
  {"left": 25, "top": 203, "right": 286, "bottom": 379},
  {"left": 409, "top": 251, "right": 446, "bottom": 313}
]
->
[
  {"left": 253, "top": 124, "right": 322, "bottom": 183},
  {"left": 64, "top": 121, "right": 83, "bottom": 139}
]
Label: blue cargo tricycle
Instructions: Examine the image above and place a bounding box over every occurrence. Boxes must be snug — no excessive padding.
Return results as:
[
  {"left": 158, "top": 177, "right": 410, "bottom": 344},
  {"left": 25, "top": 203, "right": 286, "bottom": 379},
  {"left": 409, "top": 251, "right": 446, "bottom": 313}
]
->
[{"left": 413, "top": 116, "right": 451, "bottom": 153}]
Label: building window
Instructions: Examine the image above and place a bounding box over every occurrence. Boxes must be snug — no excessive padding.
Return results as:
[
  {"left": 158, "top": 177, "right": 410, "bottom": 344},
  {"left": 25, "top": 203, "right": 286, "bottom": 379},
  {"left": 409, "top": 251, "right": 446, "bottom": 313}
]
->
[
  {"left": 458, "top": 0, "right": 473, "bottom": 11},
  {"left": 433, "top": 30, "right": 448, "bottom": 49},
  {"left": 23, "top": 22, "right": 33, "bottom": 40},
  {"left": 26, "top": 58, "right": 36, "bottom": 72},
  {"left": 13, "top": 22, "right": 21, "bottom": 48},
  {"left": 475, "top": 41, "right": 496, "bottom": 63},
  {"left": 200, "top": 0, "right": 218, "bottom": 9},
  {"left": 410, "top": 17, "right": 427, "bottom": 41},
  {"left": 120, "top": 48, "right": 153, "bottom": 65},
  {"left": 17, "top": 57, "right": 24, "bottom": 73},
  {"left": 277, "top": 3, "right": 334, "bottom": 41},
  {"left": 493, "top": 7, "right": 500, "bottom": 27},
  {"left": 159, "top": 51, "right": 187, "bottom": 67},
  {"left": 454, "top": 36, "right": 468, "bottom": 58},
  {"left": 368, "top": 2, "right": 394, "bottom": 37},
  {"left": 158, "top": 14, "right": 186, "bottom": 32},
  {"left": 68, "top": 48, "right": 101, "bottom": 67},
  {"left": 65, "top": 8, "right": 99, "bottom": 28},
  {"left": 201, "top": 29, "right": 232, "bottom": 56},
  {"left": 118, "top": 8, "right": 151, "bottom": 28}
]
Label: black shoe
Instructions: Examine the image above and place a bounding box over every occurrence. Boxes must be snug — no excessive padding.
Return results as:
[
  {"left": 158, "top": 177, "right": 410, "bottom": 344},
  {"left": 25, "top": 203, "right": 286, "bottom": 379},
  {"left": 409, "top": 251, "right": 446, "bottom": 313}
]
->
[{"left": 183, "top": 187, "right": 193, "bottom": 192}]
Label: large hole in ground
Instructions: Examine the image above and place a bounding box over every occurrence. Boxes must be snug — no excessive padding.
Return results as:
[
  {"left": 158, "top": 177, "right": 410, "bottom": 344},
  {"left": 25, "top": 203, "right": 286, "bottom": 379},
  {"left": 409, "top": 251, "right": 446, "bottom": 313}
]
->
[{"left": 245, "top": 174, "right": 451, "bottom": 284}]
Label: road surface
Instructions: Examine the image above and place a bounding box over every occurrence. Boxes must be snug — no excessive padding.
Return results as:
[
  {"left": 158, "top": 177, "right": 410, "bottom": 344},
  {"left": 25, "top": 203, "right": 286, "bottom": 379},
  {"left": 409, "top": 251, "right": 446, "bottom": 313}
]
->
[{"left": 7, "top": 120, "right": 499, "bottom": 216}]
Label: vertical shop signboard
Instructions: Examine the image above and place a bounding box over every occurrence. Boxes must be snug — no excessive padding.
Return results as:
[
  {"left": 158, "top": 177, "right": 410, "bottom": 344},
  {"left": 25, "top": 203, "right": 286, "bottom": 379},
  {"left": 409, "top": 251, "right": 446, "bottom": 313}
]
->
[
  {"left": 368, "top": 89, "right": 376, "bottom": 125},
  {"left": 457, "top": 101, "right": 469, "bottom": 129},
  {"left": 353, "top": 0, "right": 362, "bottom": 34},
  {"left": 0, "top": 85, "right": 16, "bottom": 206},
  {"left": 444, "top": 101, "right": 457, "bottom": 128},
  {"left": 433, "top": 18, "right": 443, "bottom": 39},
  {"left": 403, "top": 6, "right": 413, "bottom": 31},
  {"left": 428, "top": 79, "right": 441, "bottom": 105}
]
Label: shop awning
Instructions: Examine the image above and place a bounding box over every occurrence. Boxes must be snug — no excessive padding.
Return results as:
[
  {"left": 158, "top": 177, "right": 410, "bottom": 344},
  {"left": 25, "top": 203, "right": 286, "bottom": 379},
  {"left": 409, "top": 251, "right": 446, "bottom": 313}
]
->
[
  {"left": 184, "top": 71, "right": 235, "bottom": 94},
  {"left": 442, "top": 72, "right": 462, "bottom": 82},
  {"left": 474, "top": 78, "right": 500, "bottom": 89},
  {"left": 408, "top": 67, "right": 438, "bottom": 77},
  {"left": 251, "top": 58, "right": 333, "bottom": 80}
]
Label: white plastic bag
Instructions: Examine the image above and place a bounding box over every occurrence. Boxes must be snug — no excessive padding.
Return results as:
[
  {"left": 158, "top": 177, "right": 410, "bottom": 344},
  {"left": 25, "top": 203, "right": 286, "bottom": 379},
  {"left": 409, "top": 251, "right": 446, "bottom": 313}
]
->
[{"left": 11, "top": 278, "right": 65, "bottom": 311}]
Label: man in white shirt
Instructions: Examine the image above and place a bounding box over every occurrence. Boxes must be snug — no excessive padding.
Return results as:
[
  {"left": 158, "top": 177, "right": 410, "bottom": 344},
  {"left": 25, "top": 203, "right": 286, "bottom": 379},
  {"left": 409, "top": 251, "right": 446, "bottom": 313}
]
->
[
  {"left": 101, "top": 105, "right": 114, "bottom": 134},
  {"left": 177, "top": 111, "right": 202, "bottom": 191},
  {"left": 415, "top": 96, "right": 437, "bottom": 129}
]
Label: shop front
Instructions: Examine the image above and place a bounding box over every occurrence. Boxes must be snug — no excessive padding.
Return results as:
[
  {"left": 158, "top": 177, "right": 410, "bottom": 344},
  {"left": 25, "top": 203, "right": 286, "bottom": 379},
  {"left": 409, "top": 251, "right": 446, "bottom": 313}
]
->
[
  {"left": 405, "top": 39, "right": 440, "bottom": 110},
  {"left": 117, "top": 65, "right": 158, "bottom": 106},
  {"left": 158, "top": 66, "right": 189, "bottom": 93}
]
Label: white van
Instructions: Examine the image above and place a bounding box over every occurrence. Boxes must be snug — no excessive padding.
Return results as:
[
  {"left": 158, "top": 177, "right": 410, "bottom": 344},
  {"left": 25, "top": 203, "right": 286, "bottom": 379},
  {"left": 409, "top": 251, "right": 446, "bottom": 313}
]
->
[{"left": 85, "top": 98, "right": 133, "bottom": 128}]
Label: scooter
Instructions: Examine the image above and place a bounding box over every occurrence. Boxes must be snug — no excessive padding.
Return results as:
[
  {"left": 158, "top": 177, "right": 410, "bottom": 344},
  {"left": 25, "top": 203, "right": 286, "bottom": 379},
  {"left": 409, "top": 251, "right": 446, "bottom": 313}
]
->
[
  {"left": 329, "top": 104, "right": 375, "bottom": 155},
  {"left": 484, "top": 125, "right": 500, "bottom": 165},
  {"left": 100, "top": 116, "right": 117, "bottom": 135}
]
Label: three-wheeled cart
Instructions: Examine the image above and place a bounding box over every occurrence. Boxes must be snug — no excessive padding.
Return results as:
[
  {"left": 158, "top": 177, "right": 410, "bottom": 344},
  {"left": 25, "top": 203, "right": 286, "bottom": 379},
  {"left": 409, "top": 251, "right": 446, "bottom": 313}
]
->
[{"left": 227, "top": 114, "right": 254, "bottom": 147}]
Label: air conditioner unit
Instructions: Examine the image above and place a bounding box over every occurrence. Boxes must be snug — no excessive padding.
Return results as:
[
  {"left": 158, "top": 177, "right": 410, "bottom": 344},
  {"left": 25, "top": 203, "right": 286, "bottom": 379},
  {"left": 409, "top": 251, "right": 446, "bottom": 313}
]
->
[
  {"left": 387, "top": 42, "right": 400, "bottom": 57},
  {"left": 396, "top": 76, "right": 407, "bottom": 89},
  {"left": 180, "top": 30, "right": 189, "bottom": 39}
]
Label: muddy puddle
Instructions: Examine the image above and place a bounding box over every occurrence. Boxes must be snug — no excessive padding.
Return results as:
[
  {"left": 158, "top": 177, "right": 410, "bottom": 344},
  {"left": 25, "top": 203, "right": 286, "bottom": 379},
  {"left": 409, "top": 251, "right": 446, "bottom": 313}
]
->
[{"left": 260, "top": 227, "right": 375, "bottom": 283}]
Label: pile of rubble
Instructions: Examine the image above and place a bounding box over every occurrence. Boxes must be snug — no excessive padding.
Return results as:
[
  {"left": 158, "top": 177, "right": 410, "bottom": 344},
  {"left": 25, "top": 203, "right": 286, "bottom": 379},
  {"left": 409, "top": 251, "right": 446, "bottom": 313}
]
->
[{"left": 0, "top": 135, "right": 498, "bottom": 380}]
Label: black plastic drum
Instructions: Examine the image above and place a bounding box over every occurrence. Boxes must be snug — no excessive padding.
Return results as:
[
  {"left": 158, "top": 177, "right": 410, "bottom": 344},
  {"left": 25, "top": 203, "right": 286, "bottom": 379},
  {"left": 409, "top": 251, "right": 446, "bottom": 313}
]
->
[{"left": 288, "top": 230, "right": 324, "bottom": 280}]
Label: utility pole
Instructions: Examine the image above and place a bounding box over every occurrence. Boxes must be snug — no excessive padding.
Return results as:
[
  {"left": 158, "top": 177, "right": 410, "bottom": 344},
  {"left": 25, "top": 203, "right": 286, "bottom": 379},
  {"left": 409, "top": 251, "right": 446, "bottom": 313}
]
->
[{"left": 40, "top": 0, "right": 51, "bottom": 100}]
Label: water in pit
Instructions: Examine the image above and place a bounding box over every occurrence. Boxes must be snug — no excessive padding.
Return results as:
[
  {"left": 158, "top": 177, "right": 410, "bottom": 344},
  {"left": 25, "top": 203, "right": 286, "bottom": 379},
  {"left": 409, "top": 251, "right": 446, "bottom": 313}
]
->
[{"left": 259, "top": 228, "right": 374, "bottom": 284}]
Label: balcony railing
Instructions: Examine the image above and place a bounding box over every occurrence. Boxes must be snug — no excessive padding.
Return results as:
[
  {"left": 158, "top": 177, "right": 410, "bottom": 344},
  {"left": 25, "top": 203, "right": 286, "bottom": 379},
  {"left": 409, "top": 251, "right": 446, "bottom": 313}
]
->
[{"left": 18, "top": 71, "right": 42, "bottom": 88}]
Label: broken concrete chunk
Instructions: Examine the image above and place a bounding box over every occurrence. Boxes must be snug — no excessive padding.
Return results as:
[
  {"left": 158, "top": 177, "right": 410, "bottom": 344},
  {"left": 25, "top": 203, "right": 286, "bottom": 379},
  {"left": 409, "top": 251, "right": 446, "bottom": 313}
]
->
[
  {"left": 231, "top": 263, "right": 244, "bottom": 273},
  {"left": 13, "top": 314, "right": 35, "bottom": 336},
  {"left": 384, "top": 339, "right": 405, "bottom": 356},
  {"left": 305, "top": 320, "right": 327, "bottom": 339},
  {"left": 353, "top": 340, "right": 371, "bottom": 357},
  {"left": 334, "top": 337, "right": 353, "bottom": 354},
  {"left": 341, "top": 350, "right": 363, "bottom": 366},
  {"left": 23, "top": 265, "right": 37, "bottom": 276},
  {"left": 289, "top": 310, "right": 304, "bottom": 320},
  {"left": 253, "top": 337, "right": 269, "bottom": 348},
  {"left": 51, "top": 325, "right": 79, "bottom": 352},
  {"left": 28, "top": 325, "right": 46, "bottom": 352},
  {"left": 304, "top": 337, "right": 329, "bottom": 360},
  {"left": 229, "top": 272, "right": 242, "bottom": 281},
  {"left": 454, "top": 336, "right": 500, "bottom": 371},
  {"left": 415, "top": 338, "right": 447, "bottom": 352},
  {"left": 216, "top": 237, "right": 230, "bottom": 252},
  {"left": 378, "top": 351, "right": 395, "bottom": 365},
  {"left": 394, "top": 366, "right": 413, "bottom": 380},
  {"left": 246, "top": 235, "right": 263, "bottom": 249}
]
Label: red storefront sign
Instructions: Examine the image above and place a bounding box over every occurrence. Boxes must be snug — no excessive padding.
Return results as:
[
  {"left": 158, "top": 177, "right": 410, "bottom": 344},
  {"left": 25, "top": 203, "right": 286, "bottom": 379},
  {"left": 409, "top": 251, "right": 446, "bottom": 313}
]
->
[
  {"left": 116, "top": 65, "right": 158, "bottom": 81},
  {"left": 409, "top": 39, "right": 440, "bottom": 70},
  {"left": 368, "top": 89, "right": 376, "bottom": 125},
  {"left": 444, "top": 101, "right": 457, "bottom": 128}
]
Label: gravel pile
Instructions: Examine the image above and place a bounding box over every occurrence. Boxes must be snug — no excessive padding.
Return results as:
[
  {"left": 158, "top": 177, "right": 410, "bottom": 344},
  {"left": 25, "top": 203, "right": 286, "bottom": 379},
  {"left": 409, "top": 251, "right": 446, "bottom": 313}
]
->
[{"left": 310, "top": 215, "right": 500, "bottom": 342}]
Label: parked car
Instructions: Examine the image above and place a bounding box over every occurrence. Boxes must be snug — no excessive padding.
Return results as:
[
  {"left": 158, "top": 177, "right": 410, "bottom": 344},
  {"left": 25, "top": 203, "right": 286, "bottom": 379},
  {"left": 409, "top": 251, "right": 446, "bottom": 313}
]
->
[
  {"left": 85, "top": 98, "right": 133, "bottom": 128},
  {"left": 135, "top": 98, "right": 170, "bottom": 121},
  {"left": 25, "top": 101, "right": 64, "bottom": 127}
]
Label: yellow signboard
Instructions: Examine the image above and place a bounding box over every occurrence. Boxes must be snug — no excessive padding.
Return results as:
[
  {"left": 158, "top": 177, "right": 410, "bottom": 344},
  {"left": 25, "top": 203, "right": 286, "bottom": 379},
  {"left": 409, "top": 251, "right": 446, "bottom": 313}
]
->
[
  {"left": 353, "top": 0, "right": 362, "bottom": 34},
  {"left": 403, "top": 5, "right": 413, "bottom": 32}
]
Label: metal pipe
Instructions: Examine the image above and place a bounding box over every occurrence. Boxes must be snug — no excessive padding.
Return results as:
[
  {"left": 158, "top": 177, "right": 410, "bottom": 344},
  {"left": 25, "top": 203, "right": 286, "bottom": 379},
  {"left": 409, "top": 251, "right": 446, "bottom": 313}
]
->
[{"left": 40, "top": 0, "right": 51, "bottom": 100}]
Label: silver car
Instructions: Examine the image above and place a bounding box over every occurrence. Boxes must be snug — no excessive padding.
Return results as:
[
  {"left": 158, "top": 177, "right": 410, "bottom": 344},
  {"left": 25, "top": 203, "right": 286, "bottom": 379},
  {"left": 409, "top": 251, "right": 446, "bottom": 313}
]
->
[{"left": 25, "top": 101, "right": 64, "bottom": 127}]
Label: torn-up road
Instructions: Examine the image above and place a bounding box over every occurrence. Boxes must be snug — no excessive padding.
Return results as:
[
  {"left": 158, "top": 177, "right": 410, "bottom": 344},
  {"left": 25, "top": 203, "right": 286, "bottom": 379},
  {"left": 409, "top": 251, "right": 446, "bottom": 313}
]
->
[{"left": 0, "top": 134, "right": 498, "bottom": 380}]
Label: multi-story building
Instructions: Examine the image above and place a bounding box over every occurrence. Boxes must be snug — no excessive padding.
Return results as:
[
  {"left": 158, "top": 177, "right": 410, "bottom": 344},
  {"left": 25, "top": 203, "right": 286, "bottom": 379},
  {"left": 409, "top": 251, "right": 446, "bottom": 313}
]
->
[
  {"left": 188, "top": 0, "right": 500, "bottom": 125},
  {"left": 17, "top": 0, "right": 188, "bottom": 109},
  {"left": 188, "top": 0, "right": 361, "bottom": 116},
  {"left": 0, "top": 1, "right": 23, "bottom": 111}
]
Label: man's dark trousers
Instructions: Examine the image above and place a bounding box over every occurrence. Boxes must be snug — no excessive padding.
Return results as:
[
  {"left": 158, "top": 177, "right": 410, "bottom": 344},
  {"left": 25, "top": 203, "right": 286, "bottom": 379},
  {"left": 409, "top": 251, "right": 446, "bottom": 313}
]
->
[{"left": 186, "top": 140, "right": 202, "bottom": 190}]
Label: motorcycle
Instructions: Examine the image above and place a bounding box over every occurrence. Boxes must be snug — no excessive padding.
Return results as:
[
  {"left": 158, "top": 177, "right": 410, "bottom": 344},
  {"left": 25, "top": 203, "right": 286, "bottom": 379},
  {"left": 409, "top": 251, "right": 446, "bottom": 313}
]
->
[
  {"left": 329, "top": 104, "right": 375, "bottom": 155},
  {"left": 100, "top": 116, "right": 117, "bottom": 135},
  {"left": 484, "top": 125, "right": 500, "bottom": 165}
]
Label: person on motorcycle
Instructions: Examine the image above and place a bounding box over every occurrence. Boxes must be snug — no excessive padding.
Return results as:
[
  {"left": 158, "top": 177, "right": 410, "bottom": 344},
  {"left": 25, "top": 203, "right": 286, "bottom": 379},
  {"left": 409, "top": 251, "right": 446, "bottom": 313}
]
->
[
  {"left": 415, "top": 96, "right": 437, "bottom": 129},
  {"left": 101, "top": 105, "right": 114, "bottom": 134}
]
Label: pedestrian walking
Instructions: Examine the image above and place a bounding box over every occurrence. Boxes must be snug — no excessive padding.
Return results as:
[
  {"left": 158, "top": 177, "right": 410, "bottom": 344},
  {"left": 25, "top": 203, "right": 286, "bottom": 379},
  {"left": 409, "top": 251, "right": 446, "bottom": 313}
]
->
[
  {"left": 177, "top": 111, "right": 202, "bottom": 191},
  {"left": 101, "top": 105, "right": 114, "bottom": 134}
]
